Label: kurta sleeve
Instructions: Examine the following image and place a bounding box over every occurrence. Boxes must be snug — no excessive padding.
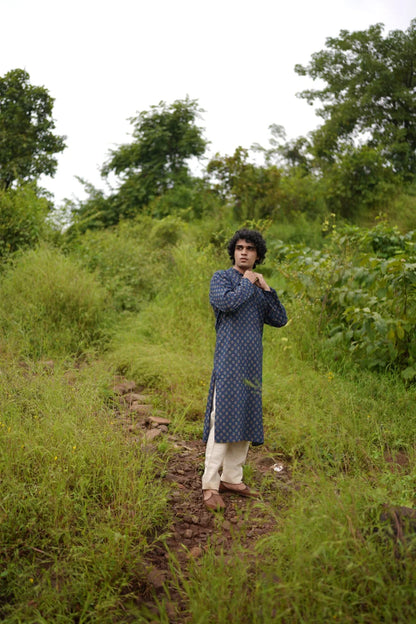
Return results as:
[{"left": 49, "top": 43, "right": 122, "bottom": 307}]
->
[
  {"left": 209, "top": 271, "right": 254, "bottom": 312},
  {"left": 263, "top": 288, "right": 288, "bottom": 327}
]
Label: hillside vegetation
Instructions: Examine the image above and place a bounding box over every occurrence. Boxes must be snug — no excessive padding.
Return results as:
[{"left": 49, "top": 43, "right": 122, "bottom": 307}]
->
[
  {"left": 1, "top": 20, "right": 416, "bottom": 620},
  {"left": 1, "top": 209, "right": 415, "bottom": 623}
]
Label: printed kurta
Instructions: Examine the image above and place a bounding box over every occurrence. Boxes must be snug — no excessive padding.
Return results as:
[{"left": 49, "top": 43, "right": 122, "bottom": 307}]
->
[{"left": 203, "top": 267, "right": 287, "bottom": 446}]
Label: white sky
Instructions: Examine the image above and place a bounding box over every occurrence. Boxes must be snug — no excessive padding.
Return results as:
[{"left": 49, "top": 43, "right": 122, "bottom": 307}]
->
[{"left": 1, "top": 0, "right": 415, "bottom": 205}]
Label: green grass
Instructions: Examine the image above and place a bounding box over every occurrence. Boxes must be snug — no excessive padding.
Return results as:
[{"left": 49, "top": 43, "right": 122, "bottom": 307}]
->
[
  {"left": 0, "top": 245, "right": 113, "bottom": 358},
  {"left": 1, "top": 224, "right": 415, "bottom": 622},
  {"left": 0, "top": 357, "right": 170, "bottom": 623}
]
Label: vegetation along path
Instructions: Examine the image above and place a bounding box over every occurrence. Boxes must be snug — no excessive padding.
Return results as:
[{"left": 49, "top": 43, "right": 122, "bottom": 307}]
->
[{"left": 112, "top": 378, "right": 294, "bottom": 621}]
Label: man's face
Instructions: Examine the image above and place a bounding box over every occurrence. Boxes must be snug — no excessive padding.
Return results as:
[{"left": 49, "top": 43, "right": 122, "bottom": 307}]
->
[{"left": 234, "top": 239, "right": 259, "bottom": 272}]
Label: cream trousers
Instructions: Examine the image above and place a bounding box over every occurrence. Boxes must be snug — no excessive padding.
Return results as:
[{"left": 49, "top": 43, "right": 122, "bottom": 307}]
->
[{"left": 201, "top": 388, "right": 250, "bottom": 490}]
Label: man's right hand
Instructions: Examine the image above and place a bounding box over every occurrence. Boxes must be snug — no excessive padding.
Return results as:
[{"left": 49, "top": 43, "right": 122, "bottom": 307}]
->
[
  {"left": 244, "top": 270, "right": 271, "bottom": 291},
  {"left": 243, "top": 270, "right": 259, "bottom": 284}
]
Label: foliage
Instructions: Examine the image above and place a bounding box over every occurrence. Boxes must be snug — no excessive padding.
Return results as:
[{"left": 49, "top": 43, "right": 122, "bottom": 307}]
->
[
  {"left": 253, "top": 123, "right": 313, "bottom": 174},
  {"left": 0, "top": 246, "right": 112, "bottom": 357},
  {"left": 278, "top": 221, "right": 416, "bottom": 379},
  {"left": 207, "top": 147, "right": 282, "bottom": 221},
  {"left": 1, "top": 214, "right": 416, "bottom": 621},
  {"left": 295, "top": 20, "right": 416, "bottom": 181},
  {"left": 323, "top": 145, "right": 397, "bottom": 218},
  {"left": 0, "top": 359, "right": 168, "bottom": 623},
  {"left": 0, "top": 69, "right": 66, "bottom": 190},
  {"left": 66, "top": 179, "right": 118, "bottom": 233},
  {"left": 278, "top": 171, "right": 326, "bottom": 219},
  {"left": 107, "top": 242, "right": 217, "bottom": 415},
  {"left": 146, "top": 178, "right": 221, "bottom": 220},
  {"left": 74, "top": 97, "right": 207, "bottom": 227},
  {"left": 68, "top": 216, "right": 184, "bottom": 312},
  {"left": 0, "top": 184, "right": 51, "bottom": 259}
]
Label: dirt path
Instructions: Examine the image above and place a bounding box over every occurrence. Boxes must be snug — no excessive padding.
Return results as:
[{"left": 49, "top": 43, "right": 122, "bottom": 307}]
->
[{"left": 111, "top": 380, "right": 292, "bottom": 621}]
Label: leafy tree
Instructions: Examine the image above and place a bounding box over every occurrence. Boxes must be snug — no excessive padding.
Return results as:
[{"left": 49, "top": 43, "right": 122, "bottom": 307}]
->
[
  {"left": 207, "top": 147, "right": 282, "bottom": 221},
  {"left": 295, "top": 20, "right": 416, "bottom": 180},
  {"left": 253, "top": 124, "right": 312, "bottom": 173},
  {"left": 323, "top": 144, "right": 396, "bottom": 218},
  {"left": 99, "top": 97, "right": 207, "bottom": 220},
  {"left": 0, "top": 69, "right": 66, "bottom": 190}
]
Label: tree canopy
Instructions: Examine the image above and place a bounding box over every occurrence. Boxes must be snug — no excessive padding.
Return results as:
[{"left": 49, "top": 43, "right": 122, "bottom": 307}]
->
[
  {"left": 99, "top": 96, "right": 207, "bottom": 220},
  {"left": 295, "top": 19, "right": 416, "bottom": 180},
  {"left": 0, "top": 69, "right": 66, "bottom": 190}
]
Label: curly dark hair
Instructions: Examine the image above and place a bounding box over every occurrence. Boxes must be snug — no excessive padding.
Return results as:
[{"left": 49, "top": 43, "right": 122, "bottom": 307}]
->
[{"left": 227, "top": 229, "right": 267, "bottom": 268}]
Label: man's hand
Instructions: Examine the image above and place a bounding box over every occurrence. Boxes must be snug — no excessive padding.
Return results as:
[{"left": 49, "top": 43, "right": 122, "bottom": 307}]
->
[{"left": 244, "top": 270, "right": 271, "bottom": 291}]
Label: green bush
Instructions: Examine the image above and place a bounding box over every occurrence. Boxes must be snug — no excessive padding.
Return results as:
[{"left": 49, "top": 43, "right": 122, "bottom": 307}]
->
[
  {"left": 0, "top": 246, "right": 112, "bottom": 357},
  {"left": 277, "top": 222, "right": 416, "bottom": 379},
  {"left": 0, "top": 184, "right": 50, "bottom": 259},
  {"left": 68, "top": 217, "right": 184, "bottom": 312}
]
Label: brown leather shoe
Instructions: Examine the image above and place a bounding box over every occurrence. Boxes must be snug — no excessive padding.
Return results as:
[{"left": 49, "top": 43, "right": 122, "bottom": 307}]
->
[
  {"left": 219, "top": 482, "right": 261, "bottom": 499},
  {"left": 203, "top": 490, "right": 225, "bottom": 511}
]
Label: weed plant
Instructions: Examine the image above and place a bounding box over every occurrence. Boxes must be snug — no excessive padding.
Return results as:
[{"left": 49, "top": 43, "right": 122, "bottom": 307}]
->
[
  {"left": 169, "top": 476, "right": 416, "bottom": 623},
  {"left": 0, "top": 357, "right": 169, "bottom": 623},
  {"left": 0, "top": 245, "right": 113, "bottom": 358},
  {"left": 107, "top": 242, "right": 220, "bottom": 425},
  {"left": 68, "top": 216, "right": 186, "bottom": 313},
  {"left": 2, "top": 215, "right": 416, "bottom": 622},
  {"left": 106, "top": 229, "right": 416, "bottom": 622}
]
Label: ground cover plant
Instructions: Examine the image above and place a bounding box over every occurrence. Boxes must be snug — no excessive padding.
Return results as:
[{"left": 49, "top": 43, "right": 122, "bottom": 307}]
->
[
  {"left": 0, "top": 357, "right": 170, "bottom": 623},
  {"left": 1, "top": 215, "right": 415, "bottom": 623}
]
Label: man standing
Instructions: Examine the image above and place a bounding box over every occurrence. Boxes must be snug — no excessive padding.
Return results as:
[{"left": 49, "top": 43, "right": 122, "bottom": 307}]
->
[{"left": 202, "top": 228, "right": 288, "bottom": 510}]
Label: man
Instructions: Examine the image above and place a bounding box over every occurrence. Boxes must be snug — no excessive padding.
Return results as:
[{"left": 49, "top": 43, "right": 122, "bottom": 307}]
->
[{"left": 202, "top": 228, "right": 288, "bottom": 510}]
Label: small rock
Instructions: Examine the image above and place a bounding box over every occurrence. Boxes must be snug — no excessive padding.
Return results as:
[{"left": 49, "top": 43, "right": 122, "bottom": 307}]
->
[
  {"left": 130, "top": 403, "right": 152, "bottom": 415},
  {"left": 144, "top": 428, "right": 162, "bottom": 441},
  {"left": 159, "top": 425, "right": 169, "bottom": 433},
  {"left": 184, "top": 529, "right": 193, "bottom": 539},
  {"left": 146, "top": 567, "right": 166, "bottom": 589},
  {"left": 222, "top": 520, "right": 231, "bottom": 531},
  {"left": 199, "top": 516, "right": 211, "bottom": 528},
  {"left": 188, "top": 546, "right": 203, "bottom": 559},
  {"left": 113, "top": 381, "right": 136, "bottom": 395},
  {"left": 126, "top": 393, "right": 151, "bottom": 403},
  {"left": 148, "top": 416, "right": 171, "bottom": 425}
]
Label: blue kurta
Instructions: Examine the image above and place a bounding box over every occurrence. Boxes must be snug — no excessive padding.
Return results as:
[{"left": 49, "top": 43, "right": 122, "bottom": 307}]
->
[{"left": 203, "top": 267, "right": 288, "bottom": 446}]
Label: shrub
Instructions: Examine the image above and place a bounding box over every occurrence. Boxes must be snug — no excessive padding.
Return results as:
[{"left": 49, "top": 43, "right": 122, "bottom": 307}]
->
[
  {"left": 68, "top": 217, "right": 183, "bottom": 312},
  {"left": 278, "top": 222, "right": 416, "bottom": 379},
  {"left": 0, "top": 246, "right": 112, "bottom": 357},
  {"left": 0, "top": 184, "right": 50, "bottom": 260}
]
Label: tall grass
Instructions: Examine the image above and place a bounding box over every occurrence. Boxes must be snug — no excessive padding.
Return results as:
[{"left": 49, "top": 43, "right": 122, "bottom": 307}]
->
[
  {"left": 105, "top": 233, "right": 416, "bottom": 622},
  {"left": 2, "top": 216, "right": 415, "bottom": 622},
  {"left": 0, "top": 245, "right": 112, "bottom": 358},
  {"left": 107, "top": 242, "right": 220, "bottom": 422},
  {"left": 0, "top": 357, "right": 169, "bottom": 623},
  {"left": 169, "top": 475, "right": 416, "bottom": 623}
]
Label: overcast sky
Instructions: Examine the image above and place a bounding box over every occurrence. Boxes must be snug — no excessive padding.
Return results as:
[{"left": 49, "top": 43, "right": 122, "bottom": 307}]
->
[{"left": 1, "top": 0, "right": 415, "bottom": 204}]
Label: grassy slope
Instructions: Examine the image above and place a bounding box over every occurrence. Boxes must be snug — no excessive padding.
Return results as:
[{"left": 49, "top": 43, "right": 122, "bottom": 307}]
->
[
  {"left": 1, "top": 214, "right": 415, "bottom": 622},
  {"left": 107, "top": 237, "right": 416, "bottom": 622}
]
